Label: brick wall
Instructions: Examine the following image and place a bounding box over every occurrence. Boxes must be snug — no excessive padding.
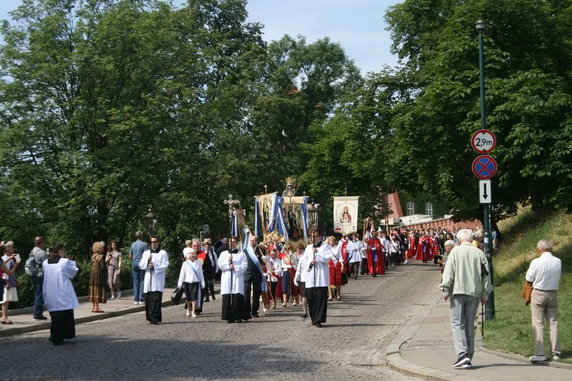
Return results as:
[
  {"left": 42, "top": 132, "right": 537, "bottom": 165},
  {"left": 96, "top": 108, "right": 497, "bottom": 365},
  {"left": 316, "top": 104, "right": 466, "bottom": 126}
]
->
[{"left": 405, "top": 218, "right": 481, "bottom": 231}]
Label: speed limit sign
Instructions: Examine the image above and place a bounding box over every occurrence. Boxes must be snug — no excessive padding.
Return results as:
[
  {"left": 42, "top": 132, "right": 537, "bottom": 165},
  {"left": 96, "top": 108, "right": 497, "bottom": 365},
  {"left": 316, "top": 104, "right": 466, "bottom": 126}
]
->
[{"left": 471, "top": 129, "right": 497, "bottom": 154}]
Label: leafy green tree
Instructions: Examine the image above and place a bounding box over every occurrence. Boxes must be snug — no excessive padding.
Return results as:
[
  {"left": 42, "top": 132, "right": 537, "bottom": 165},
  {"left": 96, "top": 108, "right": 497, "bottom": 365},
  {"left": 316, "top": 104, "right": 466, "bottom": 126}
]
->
[
  {"left": 0, "top": 0, "right": 269, "bottom": 257},
  {"left": 382, "top": 0, "right": 572, "bottom": 220}
]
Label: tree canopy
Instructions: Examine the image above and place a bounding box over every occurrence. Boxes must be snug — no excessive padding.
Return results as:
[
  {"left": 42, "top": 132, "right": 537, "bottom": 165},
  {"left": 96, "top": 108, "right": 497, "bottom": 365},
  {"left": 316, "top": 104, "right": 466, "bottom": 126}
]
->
[{"left": 1, "top": 0, "right": 570, "bottom": 258}]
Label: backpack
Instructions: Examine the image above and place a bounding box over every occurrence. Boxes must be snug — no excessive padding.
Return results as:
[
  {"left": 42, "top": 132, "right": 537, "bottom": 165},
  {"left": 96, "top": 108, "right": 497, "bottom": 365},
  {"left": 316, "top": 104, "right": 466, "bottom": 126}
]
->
[{"left": 25, "top": 248, "right": 43, "bottom": 277}]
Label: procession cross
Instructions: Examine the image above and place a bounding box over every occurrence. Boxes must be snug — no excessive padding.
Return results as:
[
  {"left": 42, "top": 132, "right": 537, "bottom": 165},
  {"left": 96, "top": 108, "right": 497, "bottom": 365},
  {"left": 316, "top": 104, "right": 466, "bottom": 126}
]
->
[{"left": 223, "top": 194, "right": 240, "bottom": 220}]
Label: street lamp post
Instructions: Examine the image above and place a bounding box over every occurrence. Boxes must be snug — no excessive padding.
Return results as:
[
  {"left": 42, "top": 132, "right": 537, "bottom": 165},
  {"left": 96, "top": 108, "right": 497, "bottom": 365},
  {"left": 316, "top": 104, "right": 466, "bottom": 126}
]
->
[
  {"left": 476, "top": 20, "right": 495, "bottom": 321},
  {"left": 145, "top": 208, "right": 157, "bottom": 238}
]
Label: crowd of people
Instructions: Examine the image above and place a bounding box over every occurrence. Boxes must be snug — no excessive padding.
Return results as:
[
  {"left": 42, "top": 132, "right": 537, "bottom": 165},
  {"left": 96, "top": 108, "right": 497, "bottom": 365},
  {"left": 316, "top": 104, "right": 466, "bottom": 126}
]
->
[{"left": 0, "top": 224, "right": 560, "bottom": 365}]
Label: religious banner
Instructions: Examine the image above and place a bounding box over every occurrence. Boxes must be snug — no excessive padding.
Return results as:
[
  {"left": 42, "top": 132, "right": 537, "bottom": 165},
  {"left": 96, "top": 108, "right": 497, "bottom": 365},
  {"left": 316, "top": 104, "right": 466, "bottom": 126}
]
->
[
  {"left": 255, "top": 193, "right": 309, "bottom": 245},
  {"left": 333, "top": 196, "right": 359, "bottom": 235}
]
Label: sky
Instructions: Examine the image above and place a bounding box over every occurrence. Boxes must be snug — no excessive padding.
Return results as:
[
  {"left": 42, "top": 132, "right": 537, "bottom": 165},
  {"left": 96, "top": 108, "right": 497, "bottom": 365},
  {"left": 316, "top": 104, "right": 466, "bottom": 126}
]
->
[{"left": 0, "top": 0, "right": 401, "bottom": 74}]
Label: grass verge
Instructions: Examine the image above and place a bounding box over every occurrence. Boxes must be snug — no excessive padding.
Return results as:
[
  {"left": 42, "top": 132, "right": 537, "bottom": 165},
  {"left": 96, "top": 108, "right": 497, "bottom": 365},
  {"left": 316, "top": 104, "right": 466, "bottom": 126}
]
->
[{"left": 483, "top": 208, "right": 571, "bottom": 363}]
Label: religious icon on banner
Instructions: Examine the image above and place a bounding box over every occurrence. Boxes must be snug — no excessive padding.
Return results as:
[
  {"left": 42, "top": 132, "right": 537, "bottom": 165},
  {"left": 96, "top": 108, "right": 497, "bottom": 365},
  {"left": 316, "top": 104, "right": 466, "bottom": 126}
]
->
[{"left": 333, "top": 196, "right": 359, "bottom": 235}]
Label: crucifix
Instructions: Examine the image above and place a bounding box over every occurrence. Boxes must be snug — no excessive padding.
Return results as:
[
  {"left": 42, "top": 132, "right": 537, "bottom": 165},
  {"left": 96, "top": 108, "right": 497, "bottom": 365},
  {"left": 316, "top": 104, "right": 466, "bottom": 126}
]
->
[{"left": 223, "top": 194, "right": 241, "bottom": 221}]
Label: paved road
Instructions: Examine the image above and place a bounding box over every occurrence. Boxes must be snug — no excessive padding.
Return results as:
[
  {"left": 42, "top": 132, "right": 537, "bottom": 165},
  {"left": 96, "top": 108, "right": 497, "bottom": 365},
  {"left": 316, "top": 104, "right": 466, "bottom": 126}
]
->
[{"left": 3, "top": 263, "right": 442, "bottom": 380}]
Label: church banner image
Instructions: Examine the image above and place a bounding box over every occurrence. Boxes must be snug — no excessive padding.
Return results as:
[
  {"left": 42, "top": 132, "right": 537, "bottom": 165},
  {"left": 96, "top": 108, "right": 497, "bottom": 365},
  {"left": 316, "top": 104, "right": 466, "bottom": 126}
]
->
[
  {"left": 255, "top": 193, "right": 309, "bottom": 245},
  {"left": 333, "top": 196, "right": 359, "bottom": 235}
]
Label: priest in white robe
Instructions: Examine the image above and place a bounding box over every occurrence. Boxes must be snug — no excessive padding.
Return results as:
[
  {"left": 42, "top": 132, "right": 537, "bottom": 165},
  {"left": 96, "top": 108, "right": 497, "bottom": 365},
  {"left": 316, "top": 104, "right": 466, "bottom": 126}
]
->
[
  {"left": 42, "top": 243, "right": 80, "bottom": 345},
  {"left": 217, "top": 236, "right": 249, "bottom": 323},
  {"left": 303, "top": 231, "right": 331, "bottom": 327},
  {"left": 139, "top": 236, "right": 169, "bottom": 324}
]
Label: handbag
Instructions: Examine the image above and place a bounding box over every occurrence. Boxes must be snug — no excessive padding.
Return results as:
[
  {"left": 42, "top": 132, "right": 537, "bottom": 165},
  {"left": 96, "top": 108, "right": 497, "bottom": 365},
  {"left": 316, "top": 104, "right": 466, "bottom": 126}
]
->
[
  {"left": 341, "top": 272, "right": 348, "bottom": 285},
  {"left": 522, "top": 280, "right": 533, "bottom": 306},
  {"left": 171, "top": 286, "right": 185, "bottom": 305}
]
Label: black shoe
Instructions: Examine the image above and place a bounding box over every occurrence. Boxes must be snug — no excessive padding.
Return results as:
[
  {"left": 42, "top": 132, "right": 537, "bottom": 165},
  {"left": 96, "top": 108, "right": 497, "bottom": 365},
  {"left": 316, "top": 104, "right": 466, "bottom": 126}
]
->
[
  {"left": 212, "top": 296, "right": 216, "bottom": 301},
  {"left": 314, "top": 322, "right": 322, "bottom": 328},
  {"left": 204, "top": 299, "right": 210, "bottom": 302},
  {"left": 300, "top": 313, "right": 308, "bottom": 319},
  {"left": 228, "top": 320, "right": 235, "bottom": 323},
  {"left": 49, "top": 336, "right": 64, "bottom": 345},
  {"left": 252, "top": 313, "right": 259, "bottom": 318},
  {"left": 453, "top": 356, "right": 470, "bottom": 368},
  {"left": 34, "top": 316, "right": 48, "bottom": 321},
  {"left": 150, "top": 319, "right": 159, "bottom": 325}
]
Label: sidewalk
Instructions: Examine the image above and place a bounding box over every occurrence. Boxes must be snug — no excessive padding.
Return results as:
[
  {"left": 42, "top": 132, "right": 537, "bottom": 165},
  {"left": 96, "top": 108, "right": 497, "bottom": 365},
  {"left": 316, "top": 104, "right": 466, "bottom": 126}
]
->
[
  {"left": 386, "top": 294, "right": 572, "bottom": 381},
  {"left": 0, "top": 288, "right": 179, "bottom": 338}
]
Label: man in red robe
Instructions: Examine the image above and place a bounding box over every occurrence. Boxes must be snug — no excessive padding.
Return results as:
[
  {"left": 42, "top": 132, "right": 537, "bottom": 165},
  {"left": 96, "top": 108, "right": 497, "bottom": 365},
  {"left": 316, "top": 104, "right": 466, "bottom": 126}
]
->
[{"left": 366, "top": 231, "right": 385, "bottom": 276}]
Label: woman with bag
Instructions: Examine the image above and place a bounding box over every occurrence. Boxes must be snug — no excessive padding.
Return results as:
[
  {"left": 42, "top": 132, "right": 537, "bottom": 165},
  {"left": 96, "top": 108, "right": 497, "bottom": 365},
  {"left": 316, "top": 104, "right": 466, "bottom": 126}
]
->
[{"left": 178, "top": 248, "right": 205, "bottom": 318}]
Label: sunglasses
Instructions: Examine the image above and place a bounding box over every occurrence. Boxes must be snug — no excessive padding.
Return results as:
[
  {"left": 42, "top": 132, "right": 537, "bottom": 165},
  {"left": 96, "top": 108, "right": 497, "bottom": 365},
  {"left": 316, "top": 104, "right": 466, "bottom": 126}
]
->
[{"left": 151, "top": 241, "right": 159, "bottom": 243}]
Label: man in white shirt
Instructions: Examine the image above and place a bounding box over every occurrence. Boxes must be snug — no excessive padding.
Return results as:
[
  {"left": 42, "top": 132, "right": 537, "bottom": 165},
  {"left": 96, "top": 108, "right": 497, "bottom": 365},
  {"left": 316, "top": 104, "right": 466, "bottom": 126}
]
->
[{"left": 526, "top": 239, "right": 562, "bottom": 363}]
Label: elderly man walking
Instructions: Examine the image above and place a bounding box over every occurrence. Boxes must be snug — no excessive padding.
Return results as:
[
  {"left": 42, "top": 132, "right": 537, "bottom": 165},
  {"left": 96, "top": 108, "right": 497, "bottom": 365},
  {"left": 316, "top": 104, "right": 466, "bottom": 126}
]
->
[
  {"left": 439, "top": 228, "right": 491, "bottom": 369},
  {"left": 526, "top": 239, "right": 561, "bottom": 363}
]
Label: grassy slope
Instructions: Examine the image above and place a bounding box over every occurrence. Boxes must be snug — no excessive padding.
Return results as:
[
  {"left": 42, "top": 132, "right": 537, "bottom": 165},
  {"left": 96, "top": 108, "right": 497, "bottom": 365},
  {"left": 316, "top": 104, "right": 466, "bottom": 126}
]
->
[{"left": 483, "top": 209, "right": 571, "bottom": 362}]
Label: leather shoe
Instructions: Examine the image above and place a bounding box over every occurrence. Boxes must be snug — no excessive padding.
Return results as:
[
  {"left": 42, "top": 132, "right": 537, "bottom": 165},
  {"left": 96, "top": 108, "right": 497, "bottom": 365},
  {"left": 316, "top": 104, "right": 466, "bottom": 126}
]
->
[{"left": 314, "top": 322, "right": 322, "bottom": 328}]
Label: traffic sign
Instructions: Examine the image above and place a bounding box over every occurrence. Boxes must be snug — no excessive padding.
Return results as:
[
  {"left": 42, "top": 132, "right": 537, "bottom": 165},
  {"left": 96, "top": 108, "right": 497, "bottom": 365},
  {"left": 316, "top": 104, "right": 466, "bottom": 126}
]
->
[
  {"left": 471, "top": 129, "right": 496, "bottom": 154},
  {"left": 472, "top": 155, "right": 497, "bottom": 179},
  {"left": 479, "top": 180, "right": 491, "bottom": 203}
]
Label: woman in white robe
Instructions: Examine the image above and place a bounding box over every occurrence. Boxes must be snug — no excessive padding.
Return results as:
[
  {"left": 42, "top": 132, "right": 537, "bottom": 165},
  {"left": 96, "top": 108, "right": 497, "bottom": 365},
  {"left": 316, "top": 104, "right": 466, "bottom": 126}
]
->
[{"left": 42, "top": 243, "right": 79, "bottom": 345}]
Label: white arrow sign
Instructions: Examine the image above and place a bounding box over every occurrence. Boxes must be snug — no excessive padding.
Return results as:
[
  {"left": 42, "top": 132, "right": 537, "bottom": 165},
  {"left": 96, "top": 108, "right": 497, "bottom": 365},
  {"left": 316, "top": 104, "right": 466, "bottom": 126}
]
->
[{"left": 479, "top": 180, "right": 491, "bottom": 204}]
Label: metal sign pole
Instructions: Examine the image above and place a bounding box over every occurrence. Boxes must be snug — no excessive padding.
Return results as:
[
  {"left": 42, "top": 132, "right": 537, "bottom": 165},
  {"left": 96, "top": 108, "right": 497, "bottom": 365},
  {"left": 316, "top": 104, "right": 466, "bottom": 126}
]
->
[{"left": 477, "top": 20, "right": 495, "bottom": 321}]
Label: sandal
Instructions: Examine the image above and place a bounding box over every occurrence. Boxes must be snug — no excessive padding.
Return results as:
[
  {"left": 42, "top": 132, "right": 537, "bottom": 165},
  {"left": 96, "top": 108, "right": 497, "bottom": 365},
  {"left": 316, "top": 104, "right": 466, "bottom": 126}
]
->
[
  {"left": 92, "top": 309, "right": 105, "bottom": 313},
  {"left": 1, "top": 319, "right": 13, "bottom": 324}
]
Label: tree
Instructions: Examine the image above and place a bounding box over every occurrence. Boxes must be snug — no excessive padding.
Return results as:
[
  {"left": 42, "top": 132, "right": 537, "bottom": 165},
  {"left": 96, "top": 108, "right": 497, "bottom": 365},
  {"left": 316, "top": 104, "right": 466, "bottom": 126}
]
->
[
  {"left": 0, "top": 0, "right": 269, "bottom": 256},
  {"left": 382, "top": 0, "right": 572, "bottom": 220}
]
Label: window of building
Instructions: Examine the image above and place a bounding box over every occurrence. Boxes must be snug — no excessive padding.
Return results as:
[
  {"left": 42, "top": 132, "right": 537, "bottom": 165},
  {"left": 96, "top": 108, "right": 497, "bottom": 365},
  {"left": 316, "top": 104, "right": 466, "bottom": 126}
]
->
[
  {"left": 425, "top": 202, "right": 433, "bottom": 217},
  {"left": 407, "top": 201, "right": 415, "bottom": 215}
]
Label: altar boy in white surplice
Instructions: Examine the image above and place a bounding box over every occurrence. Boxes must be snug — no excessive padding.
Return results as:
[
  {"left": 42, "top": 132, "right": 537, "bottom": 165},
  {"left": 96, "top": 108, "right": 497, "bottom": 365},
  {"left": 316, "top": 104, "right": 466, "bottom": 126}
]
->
[
  {"left": 139, "top": 236, "right": 169, "bottom": 325},
  {"left": 217, "top": 236, "right": 250, "bottom": 323},
  {"left": 43, "top": 243, "right": 80, "bottom": 345}
]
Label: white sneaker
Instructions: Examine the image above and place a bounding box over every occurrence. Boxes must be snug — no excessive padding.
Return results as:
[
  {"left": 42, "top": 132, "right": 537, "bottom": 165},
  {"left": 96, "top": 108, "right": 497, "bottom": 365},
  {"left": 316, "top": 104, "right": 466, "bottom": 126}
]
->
[
  {"left": 110, "top": 295, "right": 115, "bottom": 300},
  {"left": 530, "top": 355, "right": 547, "bottom": 363},
  {"left": 552, "top": 352, "right": 561, "bottom": 361},
  {"left": 186, "top": 310, "right": 191, "bottom": 317},
  {"left": 116, "top": 292, "right": 121, "bottom": 299},
  {"left": 138, "top": 301, "right": 144, "bottom": 305},
  {"left": 134, "top": 301, "right": 139, "bottom": 305},
  {"left": 191, "top": 313, "right": 197, "bottom": 318}
]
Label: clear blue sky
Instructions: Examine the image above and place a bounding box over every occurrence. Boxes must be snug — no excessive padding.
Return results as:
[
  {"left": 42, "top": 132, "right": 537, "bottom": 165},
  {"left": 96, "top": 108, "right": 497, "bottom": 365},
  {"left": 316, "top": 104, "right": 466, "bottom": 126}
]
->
[{"left": 0, "top": 0, "right": 401, "bottom": 74}]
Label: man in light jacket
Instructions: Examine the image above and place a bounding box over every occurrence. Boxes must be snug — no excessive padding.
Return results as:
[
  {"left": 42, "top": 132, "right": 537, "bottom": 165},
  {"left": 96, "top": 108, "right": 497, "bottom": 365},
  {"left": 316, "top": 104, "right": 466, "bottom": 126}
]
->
[{"left": 440, "top": 228, "right": 491, "bottom": 369}]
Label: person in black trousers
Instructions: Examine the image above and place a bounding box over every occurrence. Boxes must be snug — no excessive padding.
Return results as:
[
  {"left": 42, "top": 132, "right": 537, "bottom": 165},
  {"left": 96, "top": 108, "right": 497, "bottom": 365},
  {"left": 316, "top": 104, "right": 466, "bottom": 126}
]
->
[{"left": 244, "top": 235, "right": 264, "bottom": 318}]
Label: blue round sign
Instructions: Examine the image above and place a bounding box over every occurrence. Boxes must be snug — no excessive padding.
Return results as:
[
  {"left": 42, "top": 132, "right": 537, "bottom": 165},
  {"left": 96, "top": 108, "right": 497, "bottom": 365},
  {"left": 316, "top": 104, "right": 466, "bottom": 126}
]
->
[{"left": 472, "top": 155, "right": 497, "bottom": 179}]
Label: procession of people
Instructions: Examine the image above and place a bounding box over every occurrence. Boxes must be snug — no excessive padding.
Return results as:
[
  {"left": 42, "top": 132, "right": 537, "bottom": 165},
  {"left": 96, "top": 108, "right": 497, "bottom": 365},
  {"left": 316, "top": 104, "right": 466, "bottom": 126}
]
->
[{"left": 0, "top": 222, "right": 501, "bottom": 353}]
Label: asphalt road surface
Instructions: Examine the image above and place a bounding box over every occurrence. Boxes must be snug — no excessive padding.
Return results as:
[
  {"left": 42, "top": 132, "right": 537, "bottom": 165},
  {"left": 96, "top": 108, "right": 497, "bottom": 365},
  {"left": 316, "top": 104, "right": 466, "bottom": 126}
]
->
[{"left": 3, "top": 262, "right": 442, "bottom": 380}]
